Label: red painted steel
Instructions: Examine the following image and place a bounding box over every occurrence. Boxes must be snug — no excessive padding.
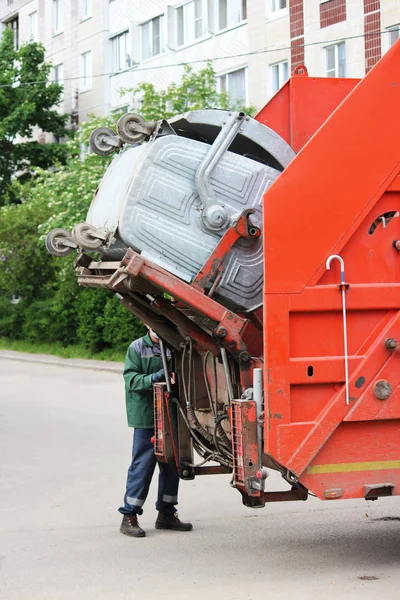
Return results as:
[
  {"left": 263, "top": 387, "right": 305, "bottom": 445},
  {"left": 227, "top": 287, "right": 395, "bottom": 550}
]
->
[
  {"left": 230, "top": 400, "right": 260, "bottom": 498},
  {"left": 256, "top": 69, "right": 359, "bottom": 152},
  {"left": 262, "top": 40, "right": 400, "bottom": 500},
  {"left": 153, "top": 384, "right": 168, "bottom": 462},
  {"left": 121, "top": 248, "right": 259, "bottom": 362}
]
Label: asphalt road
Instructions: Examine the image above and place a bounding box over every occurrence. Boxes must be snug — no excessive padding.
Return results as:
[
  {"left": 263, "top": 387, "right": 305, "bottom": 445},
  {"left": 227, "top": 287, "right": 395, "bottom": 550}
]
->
[{"left": 1, "top": 353, "right": 400, "bottom": 600}]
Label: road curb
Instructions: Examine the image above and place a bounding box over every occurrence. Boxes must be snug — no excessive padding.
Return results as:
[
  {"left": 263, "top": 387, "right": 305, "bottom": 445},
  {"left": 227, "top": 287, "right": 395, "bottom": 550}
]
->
[{"left": 0, "top": 349, "right": 123, "bottom": 374}]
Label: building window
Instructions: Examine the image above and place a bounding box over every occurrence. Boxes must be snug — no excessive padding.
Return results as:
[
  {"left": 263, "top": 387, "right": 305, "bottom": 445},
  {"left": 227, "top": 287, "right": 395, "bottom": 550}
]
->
[
  {"left": 271, "top": 60, "right": 288, "bottom": 94},
  {"left": 176, "top": 0, "right": 206, "bottom": 46},
  {"left": 112, "top": 31, "right": 130, "bottom": 72},
  {"left": 388, "top": 25, "right": 400, "bottom": 47},
  {"left": 325, "top": 42, "right": 346, "bottom": 78},
  {"left": 194, "top": 0, "right": 205, "bottom": 38},
  {"left": 141, "top": 16, "right": 162, "bottom": 61},
  {"left": 82, "top": 0, "right": 91, "bottom": 20},
  {"left": 271, "top": 0, "right": 286, "bottom": 11},
  {"left": 266, "top": 0, "right": 287, "bottom": 19},
  {"left": 53, "top": 0, "right": 63, "bottom": 34},
  {"left": 111, "top": 105, "right": 129, "bottom": 116},
  {"left": 218, "top": 0, "right": 247, "bottom": 31},
  {"left": 7, "top": 17, "right": 19, "bottom": 50},
  {"left": 81, "top": 51, "right": 92, "bottom": 91},
  {"left": 28, "top": 11, "right": 38, "bottom": 42},
  {"left": 53, "top": 63, "right": 64, "bottom": 99},
  {"left": 218, "top": 67, "right": 247, "bottom": 107}
]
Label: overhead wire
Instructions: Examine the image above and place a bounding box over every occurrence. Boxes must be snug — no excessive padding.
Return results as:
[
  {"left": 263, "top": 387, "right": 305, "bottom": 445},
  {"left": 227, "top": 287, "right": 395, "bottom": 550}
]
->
[{"left": 0, "top": 28, "right": 394, "bottom": 90}]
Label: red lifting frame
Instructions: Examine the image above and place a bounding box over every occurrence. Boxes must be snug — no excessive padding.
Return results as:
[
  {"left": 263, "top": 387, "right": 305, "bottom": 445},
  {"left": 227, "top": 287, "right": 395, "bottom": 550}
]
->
[{"left": 260, "top": 41, "right": 400, "bottom": 500}]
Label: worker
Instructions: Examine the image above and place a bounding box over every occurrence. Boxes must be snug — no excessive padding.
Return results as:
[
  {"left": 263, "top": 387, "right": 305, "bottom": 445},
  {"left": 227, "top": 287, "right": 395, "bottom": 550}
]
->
[{"left": 119, "top": 326, "right": 193, "bottom": 537}]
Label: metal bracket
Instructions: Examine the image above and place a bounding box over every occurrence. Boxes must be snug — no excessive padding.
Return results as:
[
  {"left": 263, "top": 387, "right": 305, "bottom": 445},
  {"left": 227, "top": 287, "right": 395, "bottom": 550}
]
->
[
  {"left": 193, "top": 209, "right": 260, "bottom": 296},
  {"left": 153, "top": 119, "right": 178, "bottom": 138},
  {"left": 107, "top": 135, "right": 123, "bottom": 148}
]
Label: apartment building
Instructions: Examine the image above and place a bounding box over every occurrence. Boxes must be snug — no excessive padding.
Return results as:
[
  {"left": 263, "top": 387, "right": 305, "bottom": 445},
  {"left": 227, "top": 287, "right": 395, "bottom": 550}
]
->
[
  {"left": 41, "top": 0, "right": 110, "bottom": 124},
  {"left": 0, "top": 0, "right": 399, "bottom": 121},
  {"left": 108, "top": 0, "right": 400, "bottom": 114},
  {"left": 0, "top": 0, "right": 109, "bottom": 131}
]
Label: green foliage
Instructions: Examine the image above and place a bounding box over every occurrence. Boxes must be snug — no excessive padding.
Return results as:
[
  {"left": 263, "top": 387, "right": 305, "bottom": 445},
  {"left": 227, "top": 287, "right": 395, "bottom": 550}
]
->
[
  {"left": 0, "top": 337, "right": 126, "bottom": 362},
  {"left": 0, "top": 192, "right": 55, "bottom": 301},
  {"left": 0, "top": 28, "right": 69, "bottom": 205},
  {"left": 76, "top": 288, "right": 109, "bottom": 353},
  {"left": 121, "top": 62, "right": 256, "bottom": 120},
  {"left": 35, "top": 114, "right": 119, "bottom": 235},
  {"left": 0, "top": 296, "right": 23, "bottom": 338},
  {"left": 0, "top": 111, "right": 143, "bottom": 357},
  {"left": 102, "top": 295, "right": 146, "bottom": 349},
  {"left": 126, "top": 63, "right": 229, "bottom": 120},
  {"left": 20, "top": 297, "right": 58, "bottom": 343},
  {"left": 48, "top": 259, "right": 80, "bottom": 346}
]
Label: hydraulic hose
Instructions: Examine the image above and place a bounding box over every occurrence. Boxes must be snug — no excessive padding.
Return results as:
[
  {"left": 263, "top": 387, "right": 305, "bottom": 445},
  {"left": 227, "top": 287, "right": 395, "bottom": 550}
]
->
[
  {"left": 203, "top": 351, "right": 232, "bottom": 457},
  {"left": 171, "top": 397, "right": 231, "bottom": 468},
  {"left": 213, "top": 414, "right": 232, "bottom": 460},
  {"left": 181, "top": 339, "right": 214, "bottom": 445}
]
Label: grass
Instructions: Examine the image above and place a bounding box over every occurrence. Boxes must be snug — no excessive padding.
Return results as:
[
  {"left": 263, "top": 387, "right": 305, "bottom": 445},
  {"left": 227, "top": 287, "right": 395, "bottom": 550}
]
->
[{"left": 0, "top": 337, "right": 125, "bottom": 362}]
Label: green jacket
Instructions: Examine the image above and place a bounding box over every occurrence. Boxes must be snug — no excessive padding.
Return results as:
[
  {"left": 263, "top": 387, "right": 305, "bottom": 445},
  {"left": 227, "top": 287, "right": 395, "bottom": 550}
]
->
[{"left": 123, "top": 333, "right": 164, "bottom": 428}]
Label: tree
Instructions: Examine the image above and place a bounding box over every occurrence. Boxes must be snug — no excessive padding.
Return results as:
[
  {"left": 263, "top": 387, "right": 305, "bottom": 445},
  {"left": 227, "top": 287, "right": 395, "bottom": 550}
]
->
[
  {"left": 0, "top": 113, "right": 126, "bottom": 349},
  {"left": 0, "top": 63, "right": 255, "bottom": 352},
  {"left": 36, "top": 115, "right": 119, "bottom": 236},
  {"left": 122, "top": 62, "right": 256, "bottom": 121},
  {"left": 0, "top": 191, "right": 55, "bottom": 302},
  {"left": 0, "top": 28, "right": 69, "bottom": 205}
]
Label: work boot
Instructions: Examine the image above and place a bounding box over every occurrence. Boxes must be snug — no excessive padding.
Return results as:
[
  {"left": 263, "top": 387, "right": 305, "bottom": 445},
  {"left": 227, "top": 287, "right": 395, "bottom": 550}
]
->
[
  {"left": 155, "top": 512, "right": 193, "bottom": 531},
  {"left": 120, "top": 514, "right": 146, "bottom": 538}
]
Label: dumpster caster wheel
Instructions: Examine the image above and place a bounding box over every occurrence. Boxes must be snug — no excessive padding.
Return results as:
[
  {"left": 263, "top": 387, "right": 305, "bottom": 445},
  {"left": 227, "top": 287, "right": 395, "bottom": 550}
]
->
[
  {"left": 72, "top": 223, "right": 104, "bottom": 251},
  {"left": 45, "top": 228, "right": 76, "bottom": 257},
  {"left": 117, "top": 113, "right": 148, "bottom": 144},
  {"left": 89, "top": 127, "right": 120, "bottom": 156}
]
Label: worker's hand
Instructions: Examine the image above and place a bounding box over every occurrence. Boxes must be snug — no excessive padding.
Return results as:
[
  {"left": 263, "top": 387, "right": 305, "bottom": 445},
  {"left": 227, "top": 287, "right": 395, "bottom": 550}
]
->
[{"left": 151, "top": 368, "right": 165, "bottom": 383}]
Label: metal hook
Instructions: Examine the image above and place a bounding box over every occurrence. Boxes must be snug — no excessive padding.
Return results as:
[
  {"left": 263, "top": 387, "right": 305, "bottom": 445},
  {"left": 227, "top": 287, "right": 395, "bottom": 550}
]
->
[
  {"left": 326, "top": 254, "right": 350, "bottom": 406},
  {"left": 379, "top": 216, "right": 387, "bottom": 228},
  {"left": 326, "top": 254, "right": 345, "bottom": 284}
]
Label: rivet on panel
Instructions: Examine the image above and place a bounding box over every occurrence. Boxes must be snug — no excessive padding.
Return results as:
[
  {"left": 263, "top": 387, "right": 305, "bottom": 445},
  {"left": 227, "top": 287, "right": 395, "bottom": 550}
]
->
[
  {"left": 385, "top": 338, "right": 397, "bottom": 350},
  {"left": 374, "top": 379, "right": 392, "bottom": 400}
]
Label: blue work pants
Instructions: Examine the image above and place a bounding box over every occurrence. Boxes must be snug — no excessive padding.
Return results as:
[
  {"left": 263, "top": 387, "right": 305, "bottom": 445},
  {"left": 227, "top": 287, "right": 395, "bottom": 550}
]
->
[{"left": 119, "top": 428, "right": 179, "bottom": 516}]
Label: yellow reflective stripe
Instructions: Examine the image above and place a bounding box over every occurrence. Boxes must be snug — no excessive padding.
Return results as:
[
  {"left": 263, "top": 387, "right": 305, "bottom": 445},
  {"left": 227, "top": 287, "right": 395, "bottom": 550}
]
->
[{"left": 307, "top": 460, "right": 400, "bottom": 475}]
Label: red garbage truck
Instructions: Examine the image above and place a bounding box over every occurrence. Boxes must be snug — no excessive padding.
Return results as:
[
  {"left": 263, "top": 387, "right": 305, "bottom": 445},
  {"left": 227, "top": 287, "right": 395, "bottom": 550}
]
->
[{"left": 46, "top": 40, "right": 400, "bottom": 508}]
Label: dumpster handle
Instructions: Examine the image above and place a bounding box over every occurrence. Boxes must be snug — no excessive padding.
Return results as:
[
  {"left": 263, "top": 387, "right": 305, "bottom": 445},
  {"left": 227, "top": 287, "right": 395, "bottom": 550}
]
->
[{"left": 195, "top": 111, "right": 246, "bottom": 231}]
